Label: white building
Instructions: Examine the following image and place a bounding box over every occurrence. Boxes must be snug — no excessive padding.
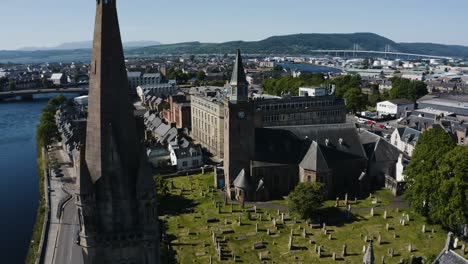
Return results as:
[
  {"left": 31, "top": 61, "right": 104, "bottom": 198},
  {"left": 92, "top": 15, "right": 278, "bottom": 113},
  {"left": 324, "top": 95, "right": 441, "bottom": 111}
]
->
[
  {"left": 168, "top": 138, "right": 203, "bottom": 170},
  {"left": 136, "top": 83, "right": 179, "bottom": 101},
  {"left": 299, "top": 87, "right": 327, "bottom": 97},
  {"left": 390, "top": 127, "right": 420, "bottom": 157},
  {"left": 377, "top": 99, "right": 414, "bottom": 117},
  {"left": 127, "top": 71, "right": 161, "bottom": 94},
  {"left": 49, "top": 73, "right": 68, "bottom": 85},
  {"left": 74, "top": 95, "right": 89, "bottom": 106}
]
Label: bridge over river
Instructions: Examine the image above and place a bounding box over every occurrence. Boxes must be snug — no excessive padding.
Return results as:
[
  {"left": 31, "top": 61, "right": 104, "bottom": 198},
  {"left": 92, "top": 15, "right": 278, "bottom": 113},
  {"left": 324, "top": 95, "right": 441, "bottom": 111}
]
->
[{"left": 0, "top": 87, "right": 88, "bottom": 101}]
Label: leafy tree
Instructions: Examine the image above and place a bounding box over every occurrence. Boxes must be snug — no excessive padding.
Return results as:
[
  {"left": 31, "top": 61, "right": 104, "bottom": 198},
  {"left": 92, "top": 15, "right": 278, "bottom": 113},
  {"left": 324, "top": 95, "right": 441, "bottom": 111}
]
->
[
  {"left": 428, "top": 147, "right": 468, "bottom": 231},
  {"left": 389, "top": 77, "right": 428, "bottom": 101},
  {"left": 262, "top": 73, "right": 325, "bottom": 96},
  {"left": 404, "top": 129, "right": 456, "bottom": 217},
  {"left": 343, "top": 88, "right": 368, "bottom": 113},
  {"left": 327, "top": 75, "right": 361, "bottom": 98},
  {"left": 288, "top": 182, "right": 325, "bottom": 220},
  {"left": 196, "top": 70, "right": 206, "bottom": 81},
  {"left": 8, "top": 80, "right": 16, "bottom": 91},
  {"left": 154, "top": 176, "right": 169, "bottom": 202}
]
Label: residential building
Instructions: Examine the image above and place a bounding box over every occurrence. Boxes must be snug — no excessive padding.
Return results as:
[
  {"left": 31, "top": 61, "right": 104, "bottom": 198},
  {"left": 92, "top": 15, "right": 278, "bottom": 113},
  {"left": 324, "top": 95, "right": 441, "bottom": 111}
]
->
[
  {"left": 137, "top": 82, "right": 178, "bottom": 101},
  {"left": 49, "top": 73, "right": 68, "bottom": 85},
  {"left": 377, "top": 99, "right": 414, "bottom": 117},
  {"left": 417, "top": 93, "right": 468, "bottom": 116},
  {"left": 127, "top": 71, "right": 161, "bottom": 94},
  {"left": 433, "top": 232, "right": 468, "bottom": 264},
  {"left": 191, "top": 51, "right": 346, "bottom": 159},
  {"left": 390, "top": 127, "right": 420, "bottom": 156},
  {"left": 163, "top": 94, "right": 191, "bottom": 129},
  {"left": 168, "top": 138, "right": 203, "bottom": 170}
]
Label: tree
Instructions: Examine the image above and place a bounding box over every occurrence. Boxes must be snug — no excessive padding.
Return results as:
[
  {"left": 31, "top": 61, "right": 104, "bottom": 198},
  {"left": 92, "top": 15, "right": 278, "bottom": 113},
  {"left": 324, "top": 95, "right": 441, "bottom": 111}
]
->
[
  {"left": 154, "top": 176, "right": 169, "bottom": 202},
  {"left": 8, "top": 80, "right": 16, "bottom": 91},
  {"left": 344, "top": 88, "right": 368, "bottom": 113},
  {"left": 196, "top": 70, "right": 206, "bottom": 81},
  {"left": 288, "top": 182, "right": 325, "bottom": 220},
  {"left": 389, "top": 77, "right": 428, "bottom": 102},
  {"left": 404, "top": 129, "right": 456, "bottom": 217},
  {"left": 428, "top": 147, "right": 468, "bottom": 231}
]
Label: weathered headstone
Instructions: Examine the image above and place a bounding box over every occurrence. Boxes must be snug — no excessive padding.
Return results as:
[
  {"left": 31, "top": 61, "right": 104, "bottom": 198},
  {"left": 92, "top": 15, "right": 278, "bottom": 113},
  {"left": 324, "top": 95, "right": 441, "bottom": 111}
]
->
[
  {"left": 378, "top": 234, "right": 382, "bottom": 245},
  {"left": 388, "top": 248, "right": 394, "bottom": 257},
  {"left": 335, "top": 197, "right": 339, "bottom": 207},
  {"left": 317, "top": 245, "right": 322, "bottom": 257},
  {"left": 386, "top": 223, "right": 390, "bottom": 231},
  {"left": 255, "top": 223, "right": 259, "bottom": 233},
  {"left": 272, "top": 218, "right": 277, "bottom": 228},
  {"left": 381, "top": 256, "right": 385, "bottom": 264},
  {"left": 254, "top": 205, "right": 257, "bottom": 213},
  {"left": 259, "top": 214, "right": 262, "bottom": 222},
  {"left": 238, "top": 215, "right": 241, "bottom": 226},
  {"left": 328, "top": 234, "right": 332, "bottom": 240},
  {"left": 288, "top": 235, "right": 293, "bottom": 251},
  {"left": 408, "top": 243, "right": 412, "bottom": 252},
  {"left": 422, "top": 224, "right": 426, "bottom": 233},
  {"left": 332, "top": 252, "right": 336, "bottom": 261},
  {"left": 267, "top": 229, "right": 270, "bottom": 236},
  {"left": 383, "top": 210, "right": 387, "bottom": 219},
  {"left": 364, "top": 235, "right": 368, "bottom": 242},
  {"left": 393, "top": 233, "right": 397, "bottom": 239},
  {"left": 454, "top": 237, "right": 459, "bottom": 249},
  {"left": 370, "top": 207, "right": 374, "bottom": 217},
  {"left": 281, "top": 213, "right": 285, "bottom": 223},
  {"left": 406, "top": 214, "right": 410, "bottom": 222},
  {"left": 302, "top": 228, "right": 306, "bottom": 238},
  {"left": 342, "top": 243, "right": 347, "bottom": 257}
]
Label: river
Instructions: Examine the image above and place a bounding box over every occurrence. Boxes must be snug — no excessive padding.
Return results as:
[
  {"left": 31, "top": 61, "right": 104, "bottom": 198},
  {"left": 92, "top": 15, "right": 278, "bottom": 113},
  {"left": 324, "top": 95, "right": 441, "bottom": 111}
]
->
[{"left": 0, "top": 94, "right": 77, "bottom": 263}]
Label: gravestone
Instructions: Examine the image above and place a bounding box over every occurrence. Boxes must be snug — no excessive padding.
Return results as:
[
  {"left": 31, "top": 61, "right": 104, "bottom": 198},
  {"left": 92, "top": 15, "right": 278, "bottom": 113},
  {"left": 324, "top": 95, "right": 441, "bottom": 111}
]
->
[
  {"left": 362, "top": 245, "right": 367, "bottom": 253},
  {"left": 335, "top": 197, "right": 339, "bottom": 207},
  {"left": 364, "top": 235, "right": 368, "bottom": 242},
  {"left": 383, "top": 210, "right": 387, "bottom": 219},
  {"left": 386, "top": 223, "right": 390, "bottom": 231},
  {"left": 408, "top": 243, "right": 412, "bottom": 252},
  {"left": 255, "top": 223, "right": 258, "bottom": 233},
  {"left": 267, "top": 229, "right": 270, "bottom": 235},
  {"left": 328, "top": 234, "right": 332, "bottom": 240},
  {"left": 332, "top": 252, "right": 336, "bottom": 261},
  {"left": 281, "top": 213, "right": 285, "bottom": 223},
  {"left": 422, "top": 224, "right": 426, "bottom": 233},
  {"left": 342, "top": 243, "right": 347, "bottom": 257},
  {"left": 317, "top": 245, "right": 322, "bottom": 257},
  {"left": 388, "top": 247, "right": 394, "bottom": 257},
  {"left": 288, "top": 236, "right": 293, "bottom": 251},
  {"left": 378, "top": 234, "right": 382, "bottom": 245},
  {"left": 454, "top": 237, "right": 459, "bottom": 249},
  {"left": 302, "top": 228, "right": 306, "bottom": 238},
  {"left": 370, "top": 207, "right": 374, "bottom": 217}
]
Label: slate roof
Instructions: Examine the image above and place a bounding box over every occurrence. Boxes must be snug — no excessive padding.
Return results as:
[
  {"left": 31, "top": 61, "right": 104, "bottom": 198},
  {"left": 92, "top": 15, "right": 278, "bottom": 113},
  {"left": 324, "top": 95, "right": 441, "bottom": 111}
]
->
[
  {"left": 434, "top": 250, "right": 468, "bottom": 264},
  {"left": 299, "top": 141, "right": 329, "bottom": 172},
  {"left": 401, "top": 127, "right": 421, "bottom": 146},
  {"left": 269, "top": 123, "right": 367, "bottom": 159},
  {"left": 363, "top": 241, "right": 375, "bottom": 264},
  {"left": 387, "top": 98, "right": 414, "bottom": 105},
  {"left": 233, "top": 169, "right": 250, "bottom": 189},
  {"left": 230, "top": 49, "right": 248, "bottom": 87},
  {"left": 359, "top": 130, "right": 400, "bottom": 162},
  {"left": 255, "top": 124, "right": 367, "bottom": 169}
]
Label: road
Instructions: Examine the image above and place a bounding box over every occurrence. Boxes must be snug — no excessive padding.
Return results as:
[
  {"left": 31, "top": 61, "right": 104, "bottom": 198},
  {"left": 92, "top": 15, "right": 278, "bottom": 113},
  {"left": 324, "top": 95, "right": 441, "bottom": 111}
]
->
[
  {"left": 54, "top": 198, "right": 83, "bottom": 264},
  {"left": 43, "top": 143, "right": 84, "bottom": 264}
]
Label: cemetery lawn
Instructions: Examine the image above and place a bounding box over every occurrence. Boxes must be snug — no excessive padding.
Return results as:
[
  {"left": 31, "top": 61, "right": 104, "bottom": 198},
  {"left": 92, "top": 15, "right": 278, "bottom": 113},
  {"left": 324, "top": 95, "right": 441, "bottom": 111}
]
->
[{"left": 160, "top": 173, "right": 465, "bottom": 263}]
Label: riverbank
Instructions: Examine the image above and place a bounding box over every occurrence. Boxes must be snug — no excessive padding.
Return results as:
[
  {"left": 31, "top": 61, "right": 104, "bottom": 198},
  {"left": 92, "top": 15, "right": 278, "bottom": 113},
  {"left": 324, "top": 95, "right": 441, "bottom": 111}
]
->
[{"left": 25, "top": 147, "right": 49, "bottom": 264}]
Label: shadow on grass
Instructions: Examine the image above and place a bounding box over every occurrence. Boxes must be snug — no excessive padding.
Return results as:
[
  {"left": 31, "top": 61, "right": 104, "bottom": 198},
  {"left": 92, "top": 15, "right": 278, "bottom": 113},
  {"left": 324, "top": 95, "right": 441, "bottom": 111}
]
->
[
  {"left": 314, "top": 207, "right": 365, "bottom": 227},
  {"left": 159, "top": 194, "right": 197, "bottom": 216}
]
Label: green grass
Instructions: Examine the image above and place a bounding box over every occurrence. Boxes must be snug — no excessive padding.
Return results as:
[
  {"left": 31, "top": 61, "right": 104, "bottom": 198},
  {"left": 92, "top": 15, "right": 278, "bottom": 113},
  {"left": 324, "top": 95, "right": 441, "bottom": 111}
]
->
[
  {"left": 25, "top": 150, "right": 47, "bottom": 264},
  {"left": 161, "top": 173, "right": 467, "bottom": 263}
]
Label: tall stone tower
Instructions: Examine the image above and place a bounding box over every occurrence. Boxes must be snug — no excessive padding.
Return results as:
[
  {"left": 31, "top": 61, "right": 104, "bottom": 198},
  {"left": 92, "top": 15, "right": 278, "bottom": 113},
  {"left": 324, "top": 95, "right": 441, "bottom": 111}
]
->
[
  {"left": 75, "top": 0, "right": 159, "bottom": 263},
  {"left": 224, "top": 49, "right": 257, "bottom": 200}
]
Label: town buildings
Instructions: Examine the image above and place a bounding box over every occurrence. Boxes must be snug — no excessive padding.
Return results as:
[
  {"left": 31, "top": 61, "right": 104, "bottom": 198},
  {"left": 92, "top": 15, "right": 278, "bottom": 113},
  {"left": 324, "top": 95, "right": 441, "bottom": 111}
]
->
[
  {"left": 376, "top": 99, "right": 414, "bottom": 117},
  {"left": 190, "top": 51, "right": 346, "bottom": 159},
  {"left": 417, "top": 93, "right": 468, "bottom": 116},
  {"left": 127, "top": 71, "right": 161, "bottom": 94},
  {"left": 163, "top": 94, "right": 191, "bottom": 129}
]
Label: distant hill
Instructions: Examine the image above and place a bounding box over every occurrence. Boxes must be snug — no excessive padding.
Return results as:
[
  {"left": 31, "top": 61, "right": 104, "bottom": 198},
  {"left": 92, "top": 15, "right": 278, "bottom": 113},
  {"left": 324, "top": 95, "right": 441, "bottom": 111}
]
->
[
  {"left": 19, "top": 40, "right": 162, "bottom": 51},
  {"left": 2, "top": 33, "right": 468, "bottom": 63},
  {"left": 130, "top": 33, "right": 468, "bottom": 58}
]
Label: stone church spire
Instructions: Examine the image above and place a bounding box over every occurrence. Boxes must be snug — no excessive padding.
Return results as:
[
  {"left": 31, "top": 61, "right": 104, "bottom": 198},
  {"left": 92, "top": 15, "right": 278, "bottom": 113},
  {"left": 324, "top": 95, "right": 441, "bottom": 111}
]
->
[
  {"left": 229, "top": 49, "right": 249, "bottom": 102},
  {"left": 77, "top": 0, "right": 160, "bottom": 262}
]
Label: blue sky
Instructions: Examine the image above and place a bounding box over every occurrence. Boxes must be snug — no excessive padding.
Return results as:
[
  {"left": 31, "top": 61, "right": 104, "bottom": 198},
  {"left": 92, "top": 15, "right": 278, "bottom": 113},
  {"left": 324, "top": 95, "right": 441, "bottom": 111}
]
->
[{"left": 0, "top": 0, "right": 467, "bottom": 50}]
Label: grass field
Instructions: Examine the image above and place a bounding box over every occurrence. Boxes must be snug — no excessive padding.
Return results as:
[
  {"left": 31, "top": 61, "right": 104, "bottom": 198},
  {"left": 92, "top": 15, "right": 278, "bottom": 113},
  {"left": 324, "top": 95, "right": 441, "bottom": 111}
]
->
[{"left": 160, "top": 173, "right": 467, "bottom": 263}]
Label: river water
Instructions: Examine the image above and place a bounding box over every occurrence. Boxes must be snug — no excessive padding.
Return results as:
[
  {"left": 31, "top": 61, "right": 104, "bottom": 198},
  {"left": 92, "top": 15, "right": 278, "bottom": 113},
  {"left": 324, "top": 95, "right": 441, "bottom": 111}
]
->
[
  {"left": 0, "top": 94, "right": 79, "bottom": 263},
  {"left": 0, "top": 99, "right": 45, "bottom": 263}
]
